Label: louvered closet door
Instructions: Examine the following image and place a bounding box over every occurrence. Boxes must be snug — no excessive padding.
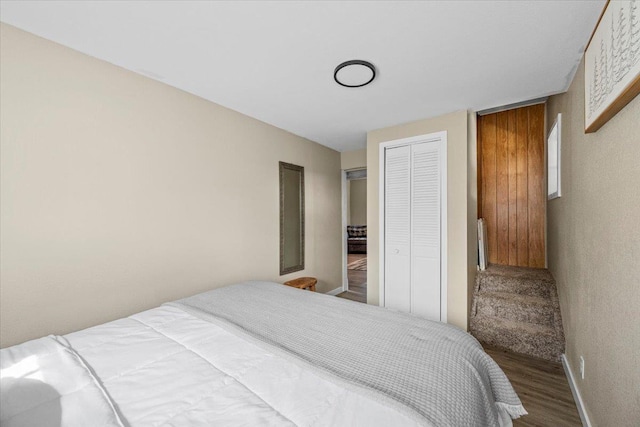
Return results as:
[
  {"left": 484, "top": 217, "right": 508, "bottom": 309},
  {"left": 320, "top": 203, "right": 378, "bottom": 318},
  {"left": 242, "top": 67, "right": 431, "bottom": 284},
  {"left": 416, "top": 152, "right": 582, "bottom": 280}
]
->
[
  {"left": 384, "top": 139, "right": 442, "bottom": 321},
  {"left": 410, "top": 141, "right": 441, "bottom": 321},
  {"left": 384, "top": 145, "right": 411, "bottom": 312}
]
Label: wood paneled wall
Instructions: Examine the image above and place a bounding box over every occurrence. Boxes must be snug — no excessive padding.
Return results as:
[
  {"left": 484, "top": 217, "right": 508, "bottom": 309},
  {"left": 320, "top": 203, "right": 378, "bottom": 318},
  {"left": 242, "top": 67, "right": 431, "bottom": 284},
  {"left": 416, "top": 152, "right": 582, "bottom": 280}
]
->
[{"left": 478, "top": 104, "right": 545, "bottom": 268}]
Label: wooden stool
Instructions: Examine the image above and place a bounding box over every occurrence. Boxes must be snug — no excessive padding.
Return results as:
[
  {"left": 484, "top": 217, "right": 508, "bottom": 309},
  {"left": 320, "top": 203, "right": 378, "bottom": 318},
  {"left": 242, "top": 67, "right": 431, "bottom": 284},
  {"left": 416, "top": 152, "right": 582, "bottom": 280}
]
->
[{"left": 283, "top": 277, "right": 317, "bottom": 292}]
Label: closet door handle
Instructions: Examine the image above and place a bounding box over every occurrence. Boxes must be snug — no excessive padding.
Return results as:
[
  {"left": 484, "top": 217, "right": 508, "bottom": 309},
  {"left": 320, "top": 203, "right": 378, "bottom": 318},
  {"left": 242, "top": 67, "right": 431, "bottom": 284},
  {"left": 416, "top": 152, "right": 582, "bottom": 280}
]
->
[{"left": 394, "top": 249, "right": 400, "bottom": 254}]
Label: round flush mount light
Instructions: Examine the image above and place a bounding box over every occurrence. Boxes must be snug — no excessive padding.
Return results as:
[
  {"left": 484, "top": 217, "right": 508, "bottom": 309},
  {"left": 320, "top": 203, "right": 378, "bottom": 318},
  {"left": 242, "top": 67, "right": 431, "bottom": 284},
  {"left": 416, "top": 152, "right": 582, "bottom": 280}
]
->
[{"left": 334, "top": 60, "right": 376, "bottom": 88}]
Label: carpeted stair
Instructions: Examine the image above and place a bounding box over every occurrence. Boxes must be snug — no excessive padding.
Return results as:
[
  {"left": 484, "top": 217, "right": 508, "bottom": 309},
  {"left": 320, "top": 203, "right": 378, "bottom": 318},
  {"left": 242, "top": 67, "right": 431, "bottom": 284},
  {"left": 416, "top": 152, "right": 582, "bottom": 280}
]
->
[{"left": 470, "top": 264, "right": 565, "bottom": 362}]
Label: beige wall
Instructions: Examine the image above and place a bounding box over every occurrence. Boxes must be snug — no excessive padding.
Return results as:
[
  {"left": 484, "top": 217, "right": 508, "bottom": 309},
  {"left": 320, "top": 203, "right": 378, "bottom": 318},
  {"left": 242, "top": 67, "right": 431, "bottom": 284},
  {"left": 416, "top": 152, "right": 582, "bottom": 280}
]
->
[
  {"left": 349, "top": 179, "right": 367, "bottom": 225},
  {"left": 366, "top": 111, "right": 470, "bottom": 330},
  {"left": 0, "top": 24, "right": 342, "bottom": 348},
  {"left": 546, "top": 60, "right": 640, "bottom": 426},
  {"left": 341, "top": 148, "right": 367, "bottom": 171},
  {"left": 467, "top": 112, "right": 478, "bottom": 321}
]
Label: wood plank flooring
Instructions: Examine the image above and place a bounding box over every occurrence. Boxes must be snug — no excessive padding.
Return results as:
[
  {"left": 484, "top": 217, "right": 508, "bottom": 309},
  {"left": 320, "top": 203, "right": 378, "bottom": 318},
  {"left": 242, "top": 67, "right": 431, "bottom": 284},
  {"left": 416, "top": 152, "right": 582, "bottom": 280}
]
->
[
  {"left": 337, "top": 254, "right": 367, "bottom": 303},
  {"left": 484, "top": 345, "right": 582, "bottom": 426}
]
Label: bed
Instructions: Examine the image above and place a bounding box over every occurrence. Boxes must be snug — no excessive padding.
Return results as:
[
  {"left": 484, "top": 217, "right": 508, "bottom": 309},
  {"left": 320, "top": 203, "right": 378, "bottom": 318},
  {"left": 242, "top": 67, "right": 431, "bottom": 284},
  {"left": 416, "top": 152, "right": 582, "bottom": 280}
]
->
[{"left": 0, "top": 281, "right": 526, "bottom": 427}]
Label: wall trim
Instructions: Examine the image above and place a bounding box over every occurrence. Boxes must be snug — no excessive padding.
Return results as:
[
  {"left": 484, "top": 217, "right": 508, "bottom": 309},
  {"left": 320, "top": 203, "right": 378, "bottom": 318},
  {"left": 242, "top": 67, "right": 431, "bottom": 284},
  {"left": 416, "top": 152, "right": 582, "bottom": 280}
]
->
[
  {"left": 325, "top": 287, "right": 343, "bottom": 296},
  {"left": 562, "top": 354, "right": 592, "bottom": 427},
  {"left": 341, "top": 170, "right": 349, "bottom": 292},
  {"left": 477, "top": 97, "right": 547, "bottom": 116}
]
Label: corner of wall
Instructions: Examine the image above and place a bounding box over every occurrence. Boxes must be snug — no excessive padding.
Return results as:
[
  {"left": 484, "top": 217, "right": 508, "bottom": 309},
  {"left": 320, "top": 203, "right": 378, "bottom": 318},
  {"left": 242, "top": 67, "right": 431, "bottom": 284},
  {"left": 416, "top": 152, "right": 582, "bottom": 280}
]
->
[
  {"left": 466, "top": 111, "right": 478, "bottom": 330},
  {"left": 341, "top": 148, "right": 367, "bottom": 171}
]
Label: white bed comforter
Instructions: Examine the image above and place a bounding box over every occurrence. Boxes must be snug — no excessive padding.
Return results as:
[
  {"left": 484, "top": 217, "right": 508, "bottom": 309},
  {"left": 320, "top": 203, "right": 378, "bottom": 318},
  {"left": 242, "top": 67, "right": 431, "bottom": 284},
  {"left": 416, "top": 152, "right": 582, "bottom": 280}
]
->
[
  {"left": 2, "top": 305, "right": 427, "bottom": 427},
  {"left": 0, "top": 335, "right": 124, "bottom": 427}
]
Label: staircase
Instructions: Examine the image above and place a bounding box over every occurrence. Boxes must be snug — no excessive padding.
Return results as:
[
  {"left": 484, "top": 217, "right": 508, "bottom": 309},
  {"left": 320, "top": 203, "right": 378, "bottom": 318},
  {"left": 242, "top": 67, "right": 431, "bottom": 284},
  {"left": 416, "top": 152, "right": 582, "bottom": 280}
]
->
[{"left": 470, "top": 264, "right": 565, "bottom": 362}]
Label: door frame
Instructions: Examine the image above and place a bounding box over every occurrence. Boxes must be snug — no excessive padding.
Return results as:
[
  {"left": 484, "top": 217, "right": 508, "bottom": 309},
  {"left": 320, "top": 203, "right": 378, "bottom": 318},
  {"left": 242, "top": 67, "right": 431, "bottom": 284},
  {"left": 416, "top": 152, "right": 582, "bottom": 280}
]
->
[
  {"left": 341, "top": 168, "right": 368, "bottom": 294},
  {"left": 341, "top": 170, "right": 348, "bottom": 293},
  {"left": 378, "top": 131, "right": 448, "bottom": 322}
]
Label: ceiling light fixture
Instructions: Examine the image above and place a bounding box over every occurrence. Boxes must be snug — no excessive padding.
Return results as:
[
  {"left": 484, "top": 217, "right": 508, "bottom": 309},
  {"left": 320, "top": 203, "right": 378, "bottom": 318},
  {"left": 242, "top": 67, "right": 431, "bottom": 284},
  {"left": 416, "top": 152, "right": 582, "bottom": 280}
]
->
[{"left": 334, "top": 60, "right": 376, "bottom": 88}]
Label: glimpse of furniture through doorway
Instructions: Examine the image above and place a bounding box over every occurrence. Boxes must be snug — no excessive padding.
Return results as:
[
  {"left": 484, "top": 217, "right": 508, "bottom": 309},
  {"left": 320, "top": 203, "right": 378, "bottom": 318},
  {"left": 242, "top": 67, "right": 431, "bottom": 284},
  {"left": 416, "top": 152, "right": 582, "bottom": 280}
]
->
[{"left": 338, "top": 168, "right": 367, "bottom": 303}]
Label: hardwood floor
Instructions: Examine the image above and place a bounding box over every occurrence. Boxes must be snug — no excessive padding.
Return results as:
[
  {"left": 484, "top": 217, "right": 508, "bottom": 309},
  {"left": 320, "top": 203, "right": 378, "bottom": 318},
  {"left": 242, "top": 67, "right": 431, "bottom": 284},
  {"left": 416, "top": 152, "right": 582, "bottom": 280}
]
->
[
  {"left": 337, "top": 254, "right": 367, "bottom": 303},
  {"left": 484, "top": 345, "right": 582, "bottom": 426}
]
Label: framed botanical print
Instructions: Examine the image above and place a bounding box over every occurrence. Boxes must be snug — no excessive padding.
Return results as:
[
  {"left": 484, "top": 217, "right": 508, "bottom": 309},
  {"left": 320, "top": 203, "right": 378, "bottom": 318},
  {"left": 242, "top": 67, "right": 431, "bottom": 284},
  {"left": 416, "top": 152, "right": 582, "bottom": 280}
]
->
[{"left": 585, "top": 0, "right": 640, "bottom": 133}]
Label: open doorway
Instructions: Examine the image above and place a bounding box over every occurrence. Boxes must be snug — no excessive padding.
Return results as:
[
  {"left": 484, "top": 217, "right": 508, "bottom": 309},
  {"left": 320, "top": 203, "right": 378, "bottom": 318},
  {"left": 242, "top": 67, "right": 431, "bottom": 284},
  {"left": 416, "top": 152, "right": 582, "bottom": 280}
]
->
[{"left": 338, "top": 169, "right": 367, "bottom": 303}]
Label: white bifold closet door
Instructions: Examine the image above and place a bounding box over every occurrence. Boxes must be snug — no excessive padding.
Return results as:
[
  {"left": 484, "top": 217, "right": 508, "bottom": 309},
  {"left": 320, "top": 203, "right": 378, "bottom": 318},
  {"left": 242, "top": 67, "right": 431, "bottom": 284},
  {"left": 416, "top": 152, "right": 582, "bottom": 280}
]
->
[{"left": 384, "top": 139, "right": 442, "bottom": 321}]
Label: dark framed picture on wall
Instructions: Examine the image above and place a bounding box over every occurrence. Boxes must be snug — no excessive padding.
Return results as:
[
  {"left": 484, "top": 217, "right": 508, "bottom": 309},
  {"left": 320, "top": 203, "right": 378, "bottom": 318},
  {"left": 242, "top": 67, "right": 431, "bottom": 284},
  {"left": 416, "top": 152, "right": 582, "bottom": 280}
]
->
[
  {"left": 584, "top": 0, "right": 640, "bottom": 133},
  {"left": 548, "top": 113, "right": 561, "bottom": 200}
]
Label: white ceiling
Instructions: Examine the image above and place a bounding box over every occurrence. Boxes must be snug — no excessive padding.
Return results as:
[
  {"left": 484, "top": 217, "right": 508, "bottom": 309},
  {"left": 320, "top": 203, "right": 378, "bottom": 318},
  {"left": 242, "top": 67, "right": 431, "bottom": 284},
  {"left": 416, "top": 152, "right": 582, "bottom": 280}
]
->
[{"left": 0, "top": 1, "right": 604, "bottom": 152}]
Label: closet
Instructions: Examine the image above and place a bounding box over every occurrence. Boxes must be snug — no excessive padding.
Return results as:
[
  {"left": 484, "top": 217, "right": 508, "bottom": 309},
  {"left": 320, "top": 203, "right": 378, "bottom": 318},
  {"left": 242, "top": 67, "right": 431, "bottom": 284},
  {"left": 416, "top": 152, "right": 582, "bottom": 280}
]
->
[{"left": 380, "top": 132, "right": 446, "bottom": 322}]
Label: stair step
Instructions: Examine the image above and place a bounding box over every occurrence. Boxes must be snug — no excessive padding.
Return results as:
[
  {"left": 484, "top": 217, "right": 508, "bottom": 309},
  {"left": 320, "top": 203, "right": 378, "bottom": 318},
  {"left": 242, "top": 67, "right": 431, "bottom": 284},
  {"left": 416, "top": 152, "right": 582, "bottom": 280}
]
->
[
  {"left": 481, "top": 263, "right": 555, "bottom": 281},
  {"left": 475, "top": 292, "right": 556, "bottom": 328},
  {"left": 470, "top": 316, "right": 564, "bottom": 362},
  {"left": 477, "top": 265, "right": 554, "bottom": 298}
]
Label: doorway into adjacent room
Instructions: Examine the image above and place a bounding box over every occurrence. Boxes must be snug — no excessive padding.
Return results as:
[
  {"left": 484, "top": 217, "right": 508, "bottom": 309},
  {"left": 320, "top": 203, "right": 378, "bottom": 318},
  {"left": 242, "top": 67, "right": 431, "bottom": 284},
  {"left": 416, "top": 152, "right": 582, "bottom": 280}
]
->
[{"left": 338, "top": 169, "right": 367, "bottom": 303}]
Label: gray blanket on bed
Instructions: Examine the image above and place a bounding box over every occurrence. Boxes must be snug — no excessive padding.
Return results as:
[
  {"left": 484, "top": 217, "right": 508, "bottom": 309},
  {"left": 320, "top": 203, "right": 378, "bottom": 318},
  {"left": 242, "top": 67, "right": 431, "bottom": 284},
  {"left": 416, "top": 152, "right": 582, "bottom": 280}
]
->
[{"left": 168, "top": 281, "right": 525, "bottom": 426}]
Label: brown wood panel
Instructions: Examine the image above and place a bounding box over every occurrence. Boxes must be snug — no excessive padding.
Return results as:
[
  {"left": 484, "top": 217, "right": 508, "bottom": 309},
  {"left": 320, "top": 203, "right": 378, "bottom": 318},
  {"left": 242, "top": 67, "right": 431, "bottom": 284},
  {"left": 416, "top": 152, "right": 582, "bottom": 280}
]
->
[
  {"left": 477, "top": 104, "right": 545, "bottom": 268},
  {"left": 496, "top": 112, "right": 510, "bottom": 265},
  {"left": 480, "top": 114, "right": 498, "bottom": 264},
  {"left": 515, "top": 108, "right": 529, "bottom": 267},
  {"left": 507, "top": 110, "right": 518, "bottom": 266},
  {"left": 527, "top": 104, "right": 546, "bottom": 267}
]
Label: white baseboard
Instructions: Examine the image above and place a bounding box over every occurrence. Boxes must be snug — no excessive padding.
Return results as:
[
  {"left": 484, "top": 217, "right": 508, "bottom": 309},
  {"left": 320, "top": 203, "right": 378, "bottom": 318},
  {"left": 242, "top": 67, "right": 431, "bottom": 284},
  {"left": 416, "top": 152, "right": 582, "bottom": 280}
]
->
[
  {"left": 325, "top": 287, "right": 343, "bottom": 296},
  {"left": 561, "top": 354, "right": 592, "bottom": 427}
]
